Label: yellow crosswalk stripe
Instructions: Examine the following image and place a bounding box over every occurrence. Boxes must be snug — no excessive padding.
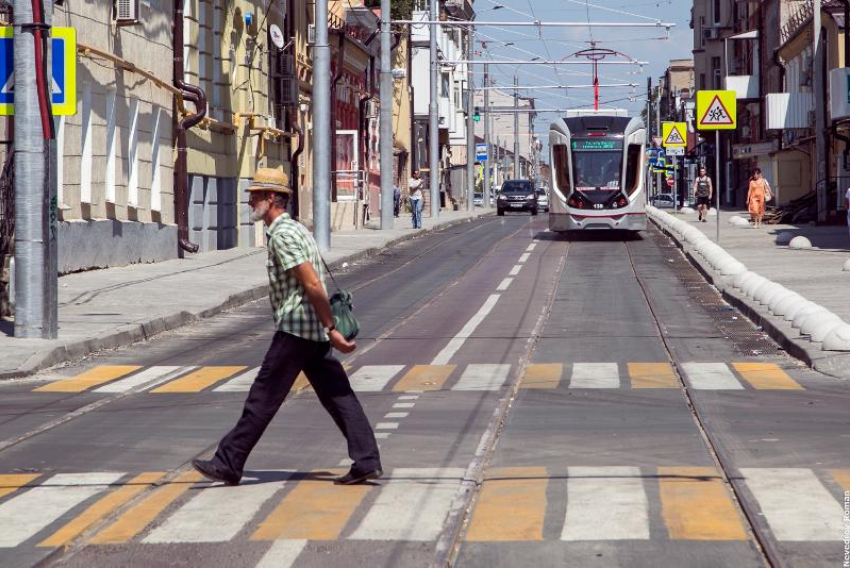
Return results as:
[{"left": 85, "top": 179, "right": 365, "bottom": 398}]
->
[
  {"left": 89, "top": 471, "right": 203, "bottom": 544},
  {"left": 150, "top": 366, "right": 247, "bottom": 393},
  {"left": 829, "top": 469, "right": 850, "bottom": 492},
  {"left": 628, "top": 362, "right": 678, "bottom": 389},
  {"left": 465, "top": 467, "right": 547, "bottom": 541},
  {"left": 251, "top": 470, "right": 372, "bottom": 540},
  {"left": 39, "top": 472, "right": 166, "bottom": 548},
  {"left": 520, "top": 364, "right": 562, "bottom": 389},
  {"left": 658, "top": 467, "right": 748, "bottom": 541},
  {"left": 0, "top": 474, "right": 41, "bottom": 500},
  {"left": 35, "top": 366, "right": 142, "bottom": 393},
  {"left": 732, "top": 362, "right": 803, "bottom": 390},
  {"left": 392, "top": 365, "right": 455, "bottom": 392},
  {"left": 293, "top": 372, "right": 311, "bottom": 392}
]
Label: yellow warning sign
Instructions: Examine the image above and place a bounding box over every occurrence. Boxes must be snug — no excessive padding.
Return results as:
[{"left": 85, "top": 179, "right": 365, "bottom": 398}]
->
[
  {"left": 662, "top": 122, "right": 687, "bottom": 147},
  {"left": 696, "top": 90, "right": 737, "bottom": 130}
]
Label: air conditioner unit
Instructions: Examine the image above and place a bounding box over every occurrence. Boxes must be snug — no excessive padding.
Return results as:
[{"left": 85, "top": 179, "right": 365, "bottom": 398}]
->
[
  {"left": 115, "top": 0, "right": 139, "bottom": 24},
  {"left": 703, "top": 28, "right": 720, "bottom": 40},
  {"left": 307, "top": 24, "right": 316, "bottom": 45}
]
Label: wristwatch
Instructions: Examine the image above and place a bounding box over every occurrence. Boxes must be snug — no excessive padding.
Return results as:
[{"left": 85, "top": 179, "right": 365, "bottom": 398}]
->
[{"left": 324, "top": 324, "right": 336, "bottom": 335}]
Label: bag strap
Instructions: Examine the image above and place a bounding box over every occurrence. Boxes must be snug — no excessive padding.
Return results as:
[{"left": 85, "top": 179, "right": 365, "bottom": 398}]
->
[{"left": 320, "top": 256, "right": 341, "bottom": 293}]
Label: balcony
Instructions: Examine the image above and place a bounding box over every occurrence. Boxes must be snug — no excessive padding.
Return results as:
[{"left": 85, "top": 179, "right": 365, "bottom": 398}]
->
[
  {"left": 725, "top": 75, "right": 759, "bottom": 99},
  {"left": 766, "top": 92, "right": 816, "bottom": 130}
]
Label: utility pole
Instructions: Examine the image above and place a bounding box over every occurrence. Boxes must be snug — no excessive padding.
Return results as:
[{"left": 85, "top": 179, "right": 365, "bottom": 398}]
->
[
  {"left": 428, "top": 0, "right": 440, "bottom": 218},
  {"left": 379, "top": 0, "right": 393, "bottom": 229},
  {"left": 646, "top": 77, "right": 652, "bottom": 198},
  {"left": 513, "top": 73, "right": 519, "bottom": 180},
  {"left": 465, "top": 28, "right": 475, "bottom": 212},
  {"left": 813, "top": 0, "right": 828, "bottom": 221},
  {"left": 313, "top": 0, "right": 331, "bottom": 251},
  {"left": 14, "top": 0, "right": 57, "bottom": 339},
  {"left": 483, "top": 63, "right": 491, "bottom": 208}
]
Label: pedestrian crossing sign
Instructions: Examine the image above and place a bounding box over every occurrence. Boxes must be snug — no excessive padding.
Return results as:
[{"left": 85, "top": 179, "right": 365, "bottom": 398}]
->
[
  {"left": 696, "top": 90, "right": 736, "bottom": 130},
  {"left": 0, "top": 27, "right": 77, "bottom": 116},
  {"left": 662, "top": 122, "right": 687, "bottom": 147}
]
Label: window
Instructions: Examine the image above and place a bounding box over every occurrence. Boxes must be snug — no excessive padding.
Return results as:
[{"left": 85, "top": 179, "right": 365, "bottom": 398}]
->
[
  {"left": 699, "top": 73, "right": 706, "bottom": 91},
  {"left": 127, "top": 98, "right": 139, "bottom": 207},
  {"left": 625, "top": 144, "right": 642, "bottom": 193},
  {"left": 441, "top": 72, "right": 451, "bottom": 99},
  {"left": 106, "top": 88, "right": 117, "bottom": 204},
  {"left": 151, "top": 107, "right": 162, "bottom": 212},
  {"left": 500, "top": 180, "right": 533, "bottom": 194},
  {"left": 711, "top": 56, "right": 722, "bottom": 90},
  {"left": 80, "top": 82, "right": 92, "bottom": 204},
  {"left": 553, "top": 144, "right": 571, "bottom": 193},
  {"left": 713, "top": 0, "right": 721, "bottom": 24}
]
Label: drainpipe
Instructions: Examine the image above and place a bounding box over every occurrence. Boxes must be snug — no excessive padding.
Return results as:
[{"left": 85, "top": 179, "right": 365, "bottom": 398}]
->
[
  {"left": 174, "top": 0, "right": 204, "bottom": 254},
  {"left": 290, "top": 111, "right": 304, "bottom": 219}
]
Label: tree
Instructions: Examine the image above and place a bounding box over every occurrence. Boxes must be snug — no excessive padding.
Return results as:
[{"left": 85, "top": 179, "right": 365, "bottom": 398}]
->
[{"left": 363, "top": 0, "right": 414, "bottom": 23}]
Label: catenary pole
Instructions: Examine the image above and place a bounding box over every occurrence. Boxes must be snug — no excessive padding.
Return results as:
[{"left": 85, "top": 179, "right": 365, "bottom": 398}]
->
[
  {"left": 646, "top": 77, "right": 652, "bottom": 197},
  {"left": 379, "top": 0, "right": 393, "bottom": 229},
  {"left": 313, "top": 0, "right": 331, "bottom": 251},
  {"left": 465, "top": 27, "right": 475, "bottom": 212},
  {"left": 513, "top": 73, "right": 519, "bottom": 180},
  {"left": 14, "top": 0, "right": 57, "bottom": 339},
  {"left": 428, "top": 0, "right": 440, "bottom": 218},
  {"left": 716, "top": 130, "right": 721, "bottom": 242},
  {"left": 483, "top": 63, "right": 491, "bottom": 209}
]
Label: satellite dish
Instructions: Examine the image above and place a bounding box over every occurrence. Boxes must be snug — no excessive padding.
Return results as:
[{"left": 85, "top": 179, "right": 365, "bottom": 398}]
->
[{"left": 270, "top": 24, "right": 285, "bottom": 50}]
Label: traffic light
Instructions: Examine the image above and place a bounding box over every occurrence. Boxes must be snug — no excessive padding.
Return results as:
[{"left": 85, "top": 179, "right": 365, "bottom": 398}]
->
[{"left": 474, "top": 107, "right": 481, "bottom": 122}]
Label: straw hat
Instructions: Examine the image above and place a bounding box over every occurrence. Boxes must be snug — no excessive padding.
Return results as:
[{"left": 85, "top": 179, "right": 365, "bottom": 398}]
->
[{"left": 246, "top": 168, "right": 291, "bottom": 194}]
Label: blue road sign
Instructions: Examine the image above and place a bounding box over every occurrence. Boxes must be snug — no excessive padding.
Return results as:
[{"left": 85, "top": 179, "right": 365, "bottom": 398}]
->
[
  {"left": 0, "top": 27, "right": 77, "bottom": 116},
  {"left": 475, "top": 143, "right": 488, "bottom": 162}
]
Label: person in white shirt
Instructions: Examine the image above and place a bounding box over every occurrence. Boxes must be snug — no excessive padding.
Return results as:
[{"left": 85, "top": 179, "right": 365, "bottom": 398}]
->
[{"left": 408, "top": 171, "right": 424, "bottom": 229}]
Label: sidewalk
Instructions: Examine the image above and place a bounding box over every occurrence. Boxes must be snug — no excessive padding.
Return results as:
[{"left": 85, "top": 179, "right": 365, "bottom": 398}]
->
[
  {"left": 651, "top": 207, "right": 850, "bottom": 377},
  {"left": 0, "top": 209, "right": 491, "bottom": 380}
]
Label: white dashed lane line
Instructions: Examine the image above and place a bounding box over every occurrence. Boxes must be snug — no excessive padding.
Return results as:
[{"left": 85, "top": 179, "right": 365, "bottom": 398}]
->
[
  {"left": 509, "top": 265, "right": 522, "bottom": 276},
  {"left": 497, "top": 278, "right": 513, "bottom": 291},
  {"left": 518, "top": 253, "right": 530, "bottom": 263}
]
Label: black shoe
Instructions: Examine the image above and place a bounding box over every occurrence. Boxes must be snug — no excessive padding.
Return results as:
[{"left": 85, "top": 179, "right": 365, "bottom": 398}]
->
[
  {"left": 335, "top": 468, "right": 383, "bottom": 485},
  {"left": 192, "top": 458, "right": 240, "bottom": 486}
]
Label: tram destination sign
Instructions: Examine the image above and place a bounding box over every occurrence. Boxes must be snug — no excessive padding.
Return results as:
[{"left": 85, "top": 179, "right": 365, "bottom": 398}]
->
[{"left": 572, "top": 139, "right": 624, "bottom": 151}]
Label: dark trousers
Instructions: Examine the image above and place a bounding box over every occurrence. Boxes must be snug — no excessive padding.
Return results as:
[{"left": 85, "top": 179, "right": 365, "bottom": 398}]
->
[{"left": 212, "top": 331, "right": 382, "bottom": 479}]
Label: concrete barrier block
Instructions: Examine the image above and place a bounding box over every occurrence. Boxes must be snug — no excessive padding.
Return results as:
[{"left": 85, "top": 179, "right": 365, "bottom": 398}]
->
[
  {"left": 767, "top": 289, "right": 799, "bottom": 314},
  {"left": 775, "top": 231, "right": 795, "bottom": 245},
  {"left": 810, "top": 317, "right": 846, "bottom": 342},
  {"left": 742, "top": 275, "right": 768, "bottom": 298},
  {"left": 732, "top": 271, "right": 757, "bottom": 290},
  {"left": 732, "top": 217, "right": 751, "bottom": 228},
  {"left": 800, "top": 310, "right": 841, "bottom": 336},
  {"left": 783, "top": 300, "right": 816, "bottom": 322},
  {"left": 721, "top": 260, "right": 748, "bottom": 276},
  {"left": 753, "top": 281, "right": 781, "bottom": 303},
  {"left": 728, "top": 215, "right": 744, "bottom": 224},
  {"left": 789, "top": 236, "right": 812, "bottom": 250},
  {"left": 707, "top": 209, "right": 717, "bottom": 216},
  {"left": 843, "top": 258, "right": 850, "bottom": 271},
  {"left": 679, "top": 207, "right": 695, "bottom": 214},
  {"left": 823, "top": 324, "right": 850, "bottom": 351},
  {"left": 792, "top": 305, "right": 828, "bottom": 329}
]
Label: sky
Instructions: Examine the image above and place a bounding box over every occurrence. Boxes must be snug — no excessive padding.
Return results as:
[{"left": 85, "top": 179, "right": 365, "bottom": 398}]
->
[{"left": 470, "top": 0, "right": 694, "bottom": 158}]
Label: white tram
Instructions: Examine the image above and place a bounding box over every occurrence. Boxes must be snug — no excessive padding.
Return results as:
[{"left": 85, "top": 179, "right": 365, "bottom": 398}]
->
[{"left": 549, "top": 110, "right": 647, "bottom": 234}]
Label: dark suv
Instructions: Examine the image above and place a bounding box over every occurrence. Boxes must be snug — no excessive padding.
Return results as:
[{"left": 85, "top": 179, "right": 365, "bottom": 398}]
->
[{"left": 497, "top": 180, "right": 538, "bottom": 216}]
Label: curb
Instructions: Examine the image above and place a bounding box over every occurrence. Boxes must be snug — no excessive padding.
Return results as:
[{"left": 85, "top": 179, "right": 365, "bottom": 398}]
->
[
  {"left": 647, "top": 207, "right": 850, "bottom": 380},
  {"left": 0, "top": 212, "right": 493, "bottom": 381}
]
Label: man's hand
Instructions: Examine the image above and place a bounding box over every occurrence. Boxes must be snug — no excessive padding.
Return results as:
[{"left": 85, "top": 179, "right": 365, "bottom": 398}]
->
[{"left": 329, "top": 329, "right": 356, "bottom": 353}]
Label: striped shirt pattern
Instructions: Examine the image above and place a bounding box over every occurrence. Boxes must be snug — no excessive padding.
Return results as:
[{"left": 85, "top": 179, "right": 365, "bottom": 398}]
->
[{"left": 265, "top": 213, "right": 328, "bottom": 342}]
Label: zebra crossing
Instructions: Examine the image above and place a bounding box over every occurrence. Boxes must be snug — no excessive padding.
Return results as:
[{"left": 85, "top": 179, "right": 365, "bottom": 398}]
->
[
  {"left": 28, "top": 361, "right": 808, "bottom": 395},
  {"left": 0, "top": 466, "right": 846, "bottom": 554}
]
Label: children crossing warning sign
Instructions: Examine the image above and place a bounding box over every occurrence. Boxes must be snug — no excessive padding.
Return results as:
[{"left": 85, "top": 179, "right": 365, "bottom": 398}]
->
[
  {"left": 696, "top": 90, "right": 737, "bottom": 130},
  {"left": 662, "top": 122, "right": 687, "bottom": 147}
]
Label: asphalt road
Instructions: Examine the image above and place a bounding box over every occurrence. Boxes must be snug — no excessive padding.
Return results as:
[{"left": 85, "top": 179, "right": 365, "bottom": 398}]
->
[{"left": 0, "top": 215, "right": 847, "bottom": 568}]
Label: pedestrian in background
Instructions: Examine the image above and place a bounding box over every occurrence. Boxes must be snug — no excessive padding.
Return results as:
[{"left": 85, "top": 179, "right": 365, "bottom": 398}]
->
[
  {"left": 393, "top": 184, "right": 401, "bottom": 217},
  {"left": 193, "top": 168, "right": 382, "bottom": 487},
  {"left": 409, "top": 170, "right": 424, "bottom": 229},
  {"left": 693, "top": 166, "right": 713, "bottom": 222},
  {"left": 747, "top": 168, "right": 768, "bottom": 229}
]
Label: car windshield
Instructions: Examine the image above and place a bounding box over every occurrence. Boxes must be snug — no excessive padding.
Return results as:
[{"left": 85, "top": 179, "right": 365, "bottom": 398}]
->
[{"left": 501, "top": 181, "right": 533, "bottom": 194}]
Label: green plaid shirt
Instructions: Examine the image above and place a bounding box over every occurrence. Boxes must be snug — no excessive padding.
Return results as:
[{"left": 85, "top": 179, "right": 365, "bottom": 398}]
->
[{"left": 265, "top": 213, "right": 328, "bottom": 342}]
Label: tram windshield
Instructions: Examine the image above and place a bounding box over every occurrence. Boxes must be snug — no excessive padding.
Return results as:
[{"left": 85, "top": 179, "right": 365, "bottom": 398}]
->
[{"left": 571, "top": 139, "right": 623, "bottom": 192}]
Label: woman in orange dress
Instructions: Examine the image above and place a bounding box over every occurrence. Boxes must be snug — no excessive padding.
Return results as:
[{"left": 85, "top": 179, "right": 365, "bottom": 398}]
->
[{"left": 747, "top": 168, "right": 767, "bottom": 228}]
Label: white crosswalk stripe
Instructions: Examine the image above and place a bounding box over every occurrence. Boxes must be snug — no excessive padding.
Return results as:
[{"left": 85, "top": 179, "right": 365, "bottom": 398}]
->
[
  {"left": 94, "top": 366, "right": 190, "bottom": 393},
  {"left": 349, "top": 365, "right": 406, "bottom": 392},
  {"left": 0, "top": 472, "right": 124, "bottom": 548},
  {"left": 143, "top": 475, "right": 289, "bottom": 543},
  {"left": 741, "top": 468, "right": 845, "bottom": 541},
  {"left": 213, "top": 367, "right": 261, "bottom": 393},
  {"left": 561, "top": 466, "right": 649, "bottom": 541},
  {"left": 349, "top": 468, "right": 464, "bottom": 541},
  {"left": 681, "top": 362, "right": 744, "bottom": 390},
  {"left": 255, "top": 539, "right": 307, "bottom": 568},
  {"left": 570, "top": 363, "right": 620, "bottom": 389},
  {"left": 452, "top": 364, "right": 511, "bottom": 391}
]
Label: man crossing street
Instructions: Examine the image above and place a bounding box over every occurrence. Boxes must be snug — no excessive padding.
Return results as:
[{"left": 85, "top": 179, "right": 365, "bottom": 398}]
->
[{"left": 192, "top": 168, "right": 383, "bottom": 486}]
